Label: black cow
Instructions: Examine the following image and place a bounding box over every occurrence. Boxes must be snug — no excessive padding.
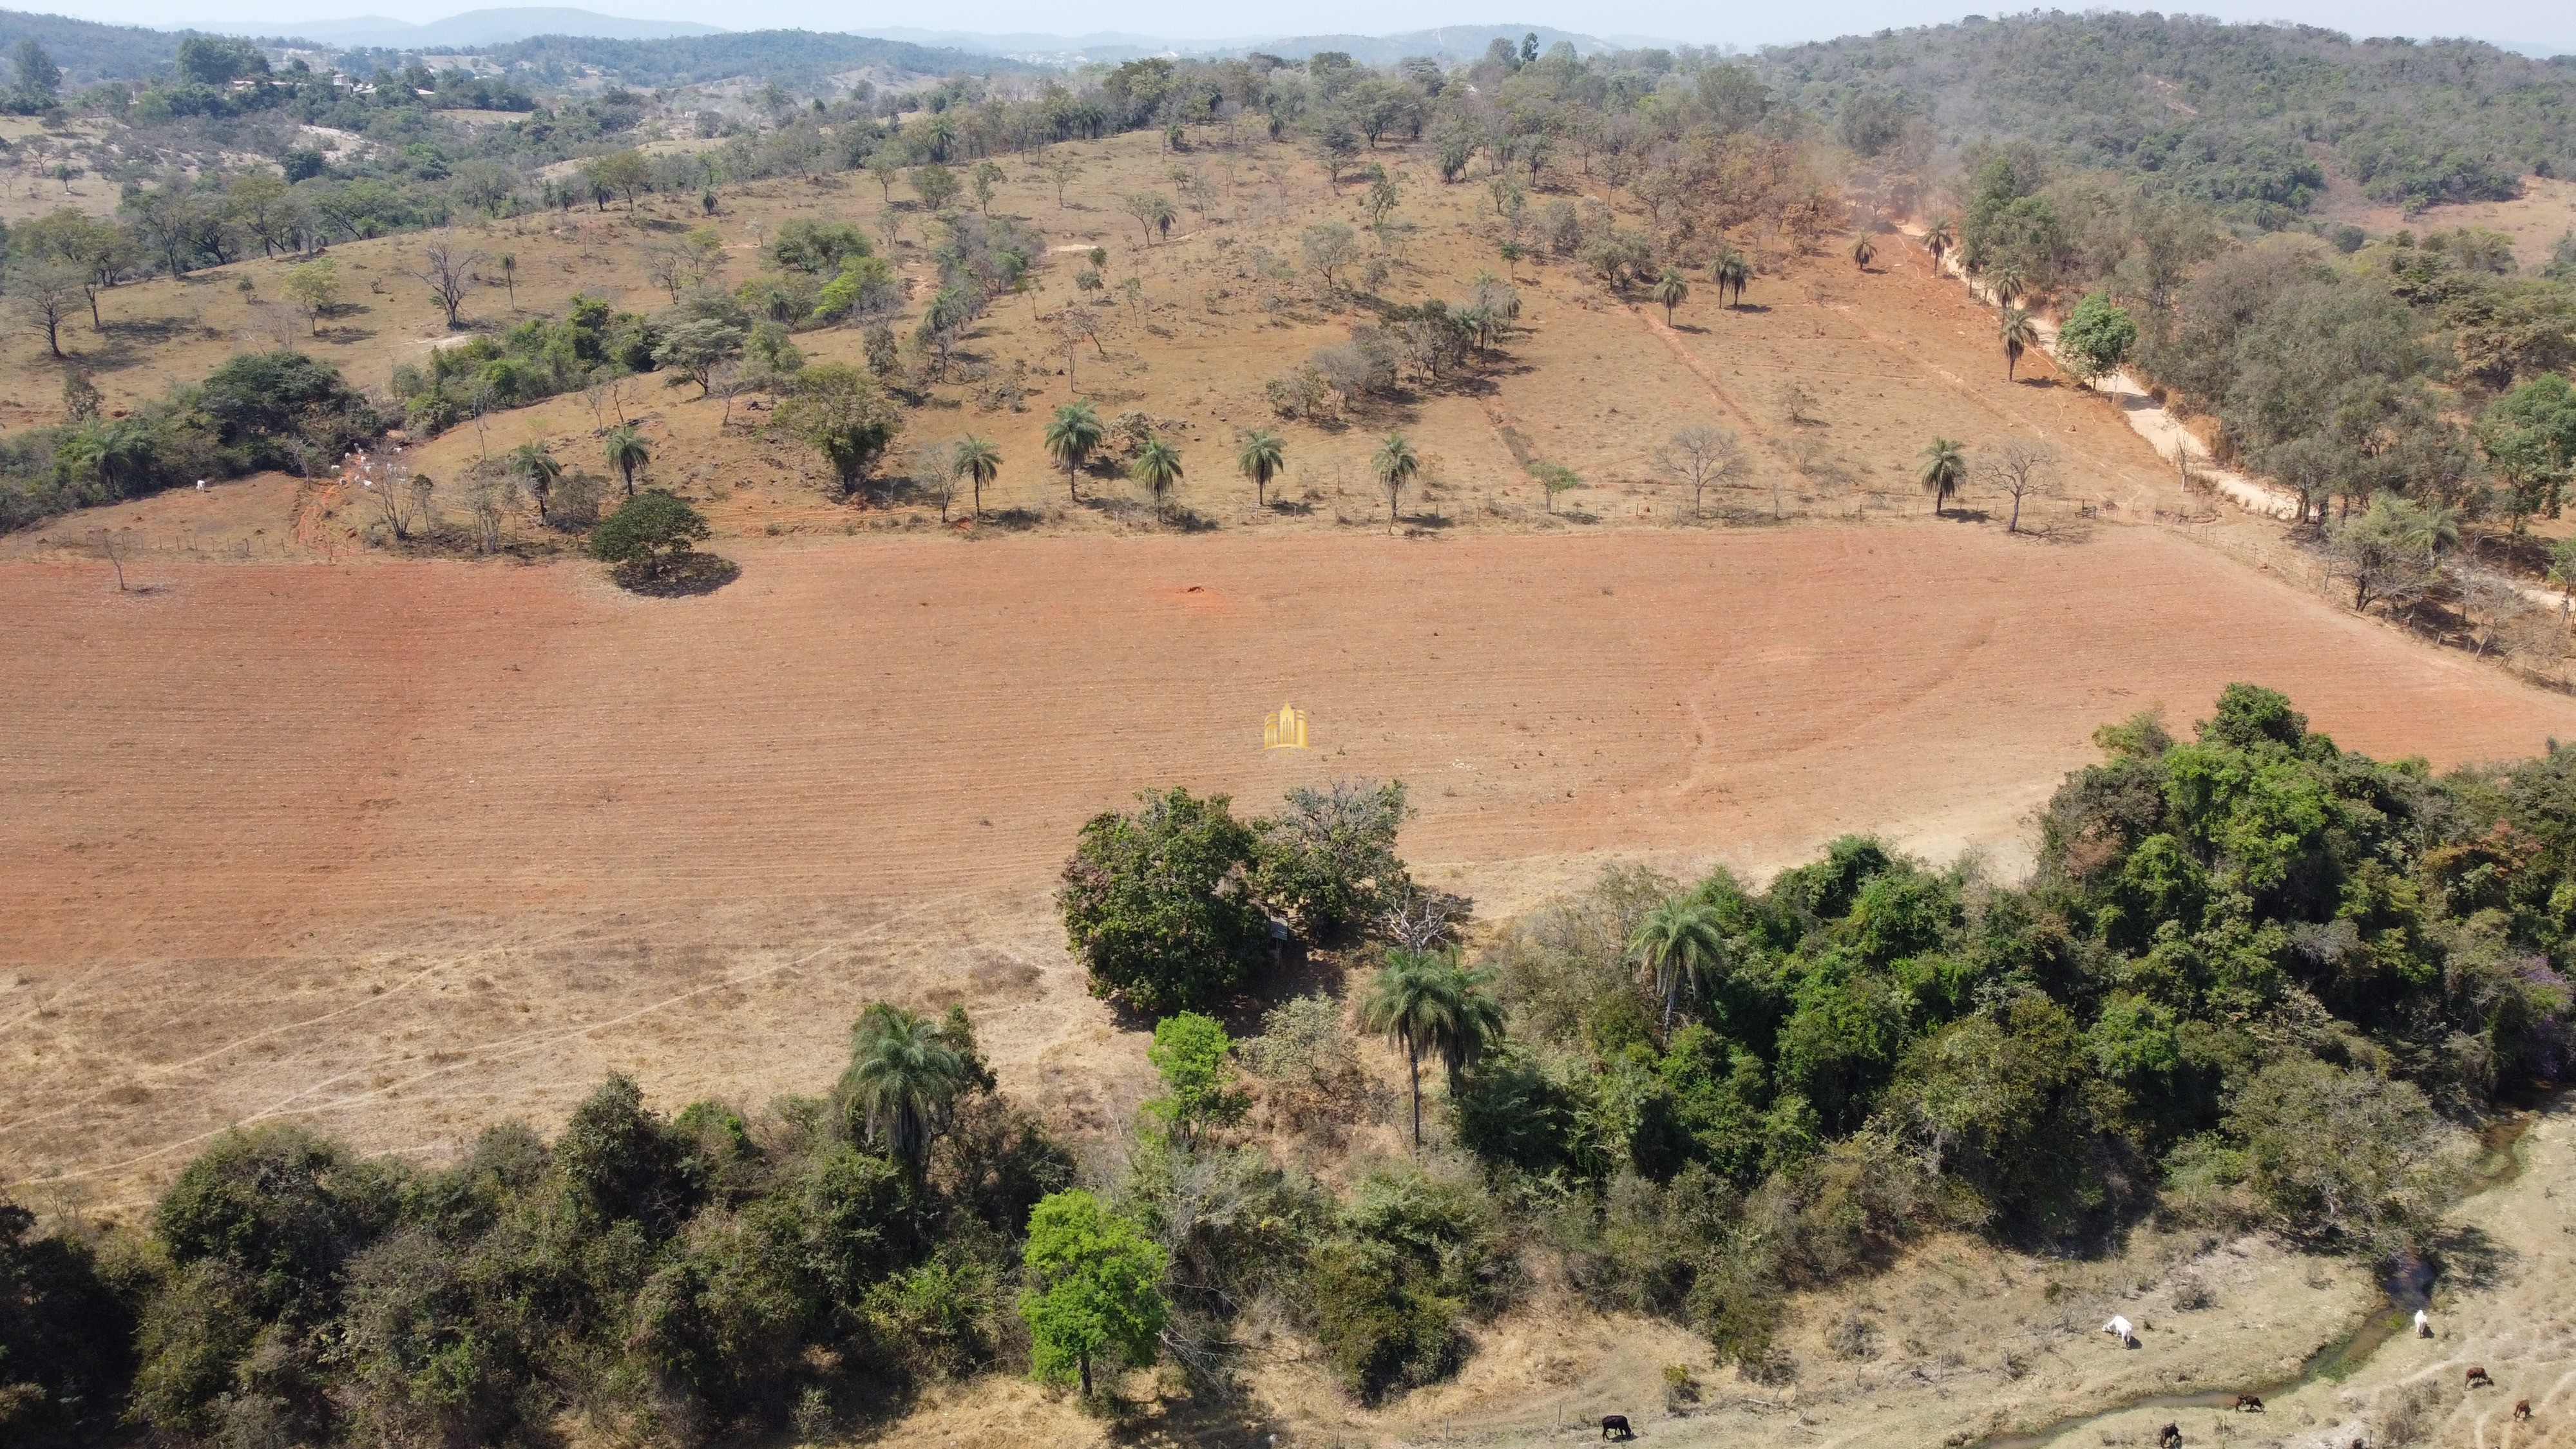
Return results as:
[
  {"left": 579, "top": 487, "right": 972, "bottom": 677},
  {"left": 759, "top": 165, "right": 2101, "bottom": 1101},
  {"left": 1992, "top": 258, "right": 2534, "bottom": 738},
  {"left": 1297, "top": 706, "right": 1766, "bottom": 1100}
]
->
[{"left": 1601, "top": 1414, "right": 1634, "bottom": 1441}]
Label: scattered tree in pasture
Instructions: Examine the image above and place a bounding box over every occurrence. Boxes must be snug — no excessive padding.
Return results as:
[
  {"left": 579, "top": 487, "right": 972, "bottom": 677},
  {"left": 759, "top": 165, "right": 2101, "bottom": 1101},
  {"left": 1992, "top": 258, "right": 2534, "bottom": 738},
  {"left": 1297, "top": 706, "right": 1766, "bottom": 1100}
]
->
[
  {"left": 654, "top": 318, "right": 744, "bottom": 397},
  {"left": 1851, "top": 234, "right": 1877, "bottom": 270},
  {"left": 407, "top": 238, "right": 485, "bottom": 330},
  {"left": 1919, "top": 437, "right": 1967, "bottom": 515},
  {"left": 587, "top": 491, "right": 709, "bottom": 585},
  {"left": 1046, "top": 401, "right": 1105, "bottom": 501},
  {"left": 912, "top": 162, "right": 961, "bottom": 212},
  {"left": 1656, "top": 425, "right": 1748, "bottom": 518},
  {"left": 1999, "top": 307, "right": 2039, "bottom": 380},
  {"left": 1131, "top": 433, "right": 1183, "bottom": 515},
  {"left": 8, "top": 260, "right": 84, "bottom": 357},
  {"left": 776, "top": 363, "right": 902, "bottom": 498},
  {"left": 1983, "top": 439, "right": 2053, "bottom": 532},
  {"left": 1373, "top": 431, "right": 1420, "bottom": 532},
  {"left": 1058, "top": 786, "right": 1266, "bottom": 1015},
  {"left": 1650, "top": 267, "right": 1689, "bottom": 323},
  {"left": 506, "top": 440, "right": 562, "bottom": 522},
  {"left": 603, "top": 424, "right": 649, "bottom": 497},
  {"left": 1237, "top": 427, "right": 1286, "bottom": 507},
  {"left": 951, "top": 432, "right": 1000, "bottom": 518}
]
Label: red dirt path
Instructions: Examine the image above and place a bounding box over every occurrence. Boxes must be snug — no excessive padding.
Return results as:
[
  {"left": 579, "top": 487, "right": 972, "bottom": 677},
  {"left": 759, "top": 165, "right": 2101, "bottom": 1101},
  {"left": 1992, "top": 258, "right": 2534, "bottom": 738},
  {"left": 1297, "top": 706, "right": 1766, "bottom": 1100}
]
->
[{"left": 6, "top": 525, "right": 2573, "bottom": 1202}]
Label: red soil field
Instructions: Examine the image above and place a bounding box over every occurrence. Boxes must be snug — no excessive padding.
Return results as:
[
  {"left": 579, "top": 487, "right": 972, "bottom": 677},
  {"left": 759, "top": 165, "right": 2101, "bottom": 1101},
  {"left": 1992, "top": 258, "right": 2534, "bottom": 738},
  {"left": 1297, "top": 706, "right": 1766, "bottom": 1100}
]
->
[{"left": 6, "top": 524, "right": 2573, "bottom": 1206}]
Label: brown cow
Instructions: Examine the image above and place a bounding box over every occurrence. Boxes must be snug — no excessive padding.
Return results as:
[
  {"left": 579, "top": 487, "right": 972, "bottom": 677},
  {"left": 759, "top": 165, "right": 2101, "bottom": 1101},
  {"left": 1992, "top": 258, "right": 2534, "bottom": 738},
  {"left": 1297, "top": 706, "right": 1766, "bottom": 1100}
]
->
[
  {"left": 2468, "top": 1367, "right": 2497, "bottom": 1390},
  {"left": 2233, "top": 1395, "right": 2265, "bottom": 1413},
  {"left": 2515, "top": 1399, "right": 2533, "bottom": 1422},
  {"left": 2159, "top": 1423, "right": 2184, "bottom": 1449}
]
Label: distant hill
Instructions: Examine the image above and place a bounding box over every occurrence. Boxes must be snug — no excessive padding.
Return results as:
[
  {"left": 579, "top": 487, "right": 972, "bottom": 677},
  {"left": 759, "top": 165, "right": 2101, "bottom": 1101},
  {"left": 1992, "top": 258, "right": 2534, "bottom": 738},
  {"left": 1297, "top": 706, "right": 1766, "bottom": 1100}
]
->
[
  {"left": 198, "top": 9, "right": 729, "bottom": 48},
  {"left": 469, "top": 29, "right": 1020, "bottom": 88},
  {"left": 0, "top": 8, "right": 184, "bottom": 84},
  {"left": 851, "top": 23, "right": 1639, "bottom": 66}
]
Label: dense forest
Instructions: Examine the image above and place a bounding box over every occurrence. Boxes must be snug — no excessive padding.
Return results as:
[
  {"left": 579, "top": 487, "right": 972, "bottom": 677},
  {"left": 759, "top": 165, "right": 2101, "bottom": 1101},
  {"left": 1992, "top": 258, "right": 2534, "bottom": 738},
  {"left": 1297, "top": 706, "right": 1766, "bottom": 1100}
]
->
[{"left": 6, "top": 687, "right": 2571, "bottom": 1441}]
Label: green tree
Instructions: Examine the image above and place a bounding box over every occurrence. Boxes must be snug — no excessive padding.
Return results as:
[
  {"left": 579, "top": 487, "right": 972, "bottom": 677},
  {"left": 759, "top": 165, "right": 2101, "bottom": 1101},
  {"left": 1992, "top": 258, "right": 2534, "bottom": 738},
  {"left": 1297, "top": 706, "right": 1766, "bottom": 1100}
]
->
[
  {"left": 839, "top": 1002, "right": 971, "bottom": 1182},
  {"left": 1999, "top": 307, "right": 2039, "bottom": 381},
  {"left": 2056, "top": 291, "right": 2137, "bottom": 390},
  {"left": 653, "top": 318, "right": 744, "bottom": 397},
  {"left": 603, "top": 424, "right": 649, "bottom": 497},
  {"left": 1650, "top": 267, "right": 1689, "bottom": 324},
  {"left": 506, "top": 440, "right": 562, "bottom": 522},
  {"left": 1060, "top": 788, "right": 1267, "bottom": 1014},
  {"left": 1237, "top": 427, "right": 1286, "bottom": 507},
  {"left": 282, "top": 258, "right": 337, "bottom": 335},
  {"left": 11, "top": 39, "right": 60, "bottom": 108},
  {"left": 911, "top": 163, "right": 960, "bottom": 212},
  {"left": 1372, "top": 431, "right": 1420, "bottom": 533},
  {"left": 1045, "top": 401, "right": 1105, "bottom": 501},
  {"left": 1360, "top": 947, "right": 1505, "bottom": 1146},
  {"left": 1020, "top": 1190, "right": 1166, "bottom": 1397},
  {"left": 1143, "top": 1012, "right": 1248, "bottom": 1139},
  {"left": 1130, "top": 434, "right": 1183, "bottom": 515},
  {"left": 588, "top": 491, "right": 709, "bottom": 583},
  {"left": 1630, "top": 897, "right": 1728, "bottom": 1040},
  {"left": 2479, "top": 374, "right": 2576, "bottom": 531},
  {"left": 1916, "top": 437, "right": 1968, "bottom": 515},
  {"left": 776, "top": 363, "right": 902, "bottom": 498},
  {"left": 951, "top": 433, "right": 1001, "bottom": 518}
]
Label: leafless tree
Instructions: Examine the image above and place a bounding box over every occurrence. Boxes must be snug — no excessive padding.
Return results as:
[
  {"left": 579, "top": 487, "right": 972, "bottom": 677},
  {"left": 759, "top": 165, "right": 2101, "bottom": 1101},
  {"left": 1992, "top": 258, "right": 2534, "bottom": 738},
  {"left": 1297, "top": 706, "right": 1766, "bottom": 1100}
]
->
[
  {"left": 91, "top": 530, "right": 126, "bottom": 591},
  {"left": 347, "top": 445, "right": 429, "bottom": 540},
  {"left": 1655, "top": 425, "right": 1748, "bottom": 519},
  {"left": 1983, "top": 439, "right": 2055, "bottom": 533},
  {"left": 406, "top": 238, "right": 484, "bottom": 329},
  {"left": 1778, "top": 381, "right": 1818, "bottom": 426},
  {"left": 10, "top": 260, "right": 86, "bottom": 357},
  {"left": 1380, "top": 884, "right": 1473, "bottom": 952},
  {"left": 2452, "top": 565, "right": 2537, "bottom": 659}
]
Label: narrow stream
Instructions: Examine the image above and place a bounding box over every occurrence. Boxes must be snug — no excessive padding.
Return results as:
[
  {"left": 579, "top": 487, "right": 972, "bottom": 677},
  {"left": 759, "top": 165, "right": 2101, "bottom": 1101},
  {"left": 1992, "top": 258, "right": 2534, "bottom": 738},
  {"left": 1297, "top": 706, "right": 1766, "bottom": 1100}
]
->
[{"left": 1970, "top": 1115, "right": 2534, "bottom": 1449}]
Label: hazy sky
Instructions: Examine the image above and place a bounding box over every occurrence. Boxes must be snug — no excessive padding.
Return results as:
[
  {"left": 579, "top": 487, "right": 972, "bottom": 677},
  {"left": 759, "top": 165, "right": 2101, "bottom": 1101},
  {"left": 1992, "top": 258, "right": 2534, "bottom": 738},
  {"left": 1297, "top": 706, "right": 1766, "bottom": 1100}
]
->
[{"left": 36, "top": 0, "right": 2576, "bottom": 54}]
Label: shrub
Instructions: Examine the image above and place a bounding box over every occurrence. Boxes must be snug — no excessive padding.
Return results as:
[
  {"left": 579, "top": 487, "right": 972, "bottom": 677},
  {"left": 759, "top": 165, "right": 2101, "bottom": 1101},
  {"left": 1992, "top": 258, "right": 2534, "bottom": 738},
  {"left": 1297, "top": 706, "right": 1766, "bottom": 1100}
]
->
[
  {"left": 1020, "top": 1190, "right": 1166, "bottom": 1397},
  {"left": 0, "top": 1198, "right": 138, "bottom": 1443},
  {"left": 1058, "top": 787, "right": 1268, "bottom": 1016},
  {"left": 1145, "top": 1012, "right": 1249, "bottom": 1138},
  {"left": 588, "top": 491, "right": 712, "bottom": 587}
]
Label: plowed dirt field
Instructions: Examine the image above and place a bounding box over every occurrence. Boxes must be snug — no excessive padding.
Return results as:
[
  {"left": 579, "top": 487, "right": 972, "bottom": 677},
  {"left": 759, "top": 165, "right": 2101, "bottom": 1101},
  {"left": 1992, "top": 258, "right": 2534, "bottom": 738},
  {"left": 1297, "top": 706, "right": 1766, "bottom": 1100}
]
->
[{"left": 6, "top": 524, "right": 2574, "bottom": 1207}]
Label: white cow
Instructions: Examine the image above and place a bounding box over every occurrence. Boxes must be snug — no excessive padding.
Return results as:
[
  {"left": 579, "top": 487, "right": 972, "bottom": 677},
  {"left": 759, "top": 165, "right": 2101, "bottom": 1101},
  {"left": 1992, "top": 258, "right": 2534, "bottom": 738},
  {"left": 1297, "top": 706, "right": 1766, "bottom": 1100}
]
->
[
  {"left": 2104, "top": 1315, "right": 2136, "bottom": 1347},
  {"left": 2414, "top": 1309, "right": 2432, "bottom": 1338}
]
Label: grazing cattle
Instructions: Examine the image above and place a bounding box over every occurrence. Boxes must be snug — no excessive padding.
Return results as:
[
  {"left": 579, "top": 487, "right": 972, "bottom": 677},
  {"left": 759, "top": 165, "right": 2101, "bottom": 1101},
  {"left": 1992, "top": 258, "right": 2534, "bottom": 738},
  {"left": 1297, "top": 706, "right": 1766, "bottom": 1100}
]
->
[
  {"left": 2515, "top": 1399, "right": 2533, "bottom": 1422},
  {"left": 2233, "top": 1395, "right": 2265, "bottom": 1413},
  {"left": 2414, "top": 1309, "right": 2432, "bottom": 1338},
  {"left": 2469, "top": 1367, "right": 2496, "bottom": 1390},
  {"left": 1601, "top": 1415, "right": 1633, "bottom": 1441},
  {"left": 2104, "top": 1314, "right": 2137, "bottom": 1347},
  {"left": 2159, "top": 1423, "right": 2183, "bottom": 1449}
]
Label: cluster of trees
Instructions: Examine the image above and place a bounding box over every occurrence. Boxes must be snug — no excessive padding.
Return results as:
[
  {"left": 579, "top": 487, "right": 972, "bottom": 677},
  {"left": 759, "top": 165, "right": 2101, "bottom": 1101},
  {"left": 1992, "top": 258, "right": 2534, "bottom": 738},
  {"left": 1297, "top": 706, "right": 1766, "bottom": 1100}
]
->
[
  {"left": 0, "top": 350, "right": 379, "bottom": 531},
  {"left": 10, "top": 685, "right": 2572, "bottom": 1439},
  {"left": 1047, "top": 685, "right": 2572, "bottom": 1391},
  {"left": 0, "top": 1005, "right": 1078, "bottom": 1447}
]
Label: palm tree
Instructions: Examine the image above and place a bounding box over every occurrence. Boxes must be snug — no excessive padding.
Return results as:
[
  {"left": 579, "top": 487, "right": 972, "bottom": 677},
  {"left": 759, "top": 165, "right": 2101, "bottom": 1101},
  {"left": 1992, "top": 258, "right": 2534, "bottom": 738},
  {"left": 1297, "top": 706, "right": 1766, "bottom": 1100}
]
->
[
  {"left": 508, "top": 440, "right": 563, "bottom": 522},
  {"left": 1851, "top": 234, "right": 1877, "bottom": 270},
  {"left": 951, "top": 433, "right": 1000, "bottom": 519},
  {"left": 1044, "top": 401, "right": 1104, "bottom": 502},
  {"left": 1650, "top": 267, "right": 1688, "bottom": 324},
  {"left": 1990, "top": 268, "right": 2026, "bottom": 310},
  {"left": 839, "top": 1002, "right": 969, "bottom": 1181},
  {"left": 1999, "top": 307, "right": 2039, "bottom": 381},
  {"left": 603, "top": 424, "right": 649, "bottom": 497},
  {"left": 1237, "top": 428, "right": 1286, "bottom": 508},
  {"left": 1710, "top": 247, "right": 1751, "bottom": 308},
  {"left": 1360, "top": 948, "right": 1505, "bottom": 1147},
  {"left": 1372, "top": 432, "right": 1420, "bottom": 533},
  {"left": 1630, "top": 897, "right": 1727, "bottom": 1040},
  {"left": 1130, "top": 435, "right": 1183, "bottom": 516},
  {"left": 1920, "top": 437, "right": 1967, "bottom": 515},
  {"left": 1923, "top": 217, "right": 1954, "bottom": 265}
]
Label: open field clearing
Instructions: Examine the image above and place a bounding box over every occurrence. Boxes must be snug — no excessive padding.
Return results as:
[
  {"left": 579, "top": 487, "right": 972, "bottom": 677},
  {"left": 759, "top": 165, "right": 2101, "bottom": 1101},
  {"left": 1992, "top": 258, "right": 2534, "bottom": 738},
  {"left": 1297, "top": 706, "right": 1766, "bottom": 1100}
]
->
[{"left": 6, "top": 522, "right": 2573, "bottom": 1212}]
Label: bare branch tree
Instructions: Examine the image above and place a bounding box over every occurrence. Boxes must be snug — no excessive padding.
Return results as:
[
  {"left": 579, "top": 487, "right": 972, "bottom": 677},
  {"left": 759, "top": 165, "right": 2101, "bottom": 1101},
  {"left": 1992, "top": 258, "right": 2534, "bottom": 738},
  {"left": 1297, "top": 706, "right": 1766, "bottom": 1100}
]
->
[
  {"left": 1655, "top": 425, "right": 1748, "bottom": 520},
  {"left": 406, "top": 238, "right": 485, "bottom": 330},
  {"left": 1983, "top": 440, "right": 2055, "bottom": 534},
  {"left": 1380, "top": 884, "right": 1473, "bottom": 952}
]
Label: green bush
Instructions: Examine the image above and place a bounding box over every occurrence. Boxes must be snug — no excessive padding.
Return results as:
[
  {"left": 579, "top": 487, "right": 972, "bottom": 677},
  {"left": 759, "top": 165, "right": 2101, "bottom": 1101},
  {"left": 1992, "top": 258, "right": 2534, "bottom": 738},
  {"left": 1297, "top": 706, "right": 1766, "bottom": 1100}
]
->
[
  {"left": 0, "top": 1198, "right": 139, "bottom": 1444},
  {"left": 588, "top": 491, "right": 713, "bottom": 587},
  {"left": 1058, "top": 787, "right": 1269, "bottom": 1015}
]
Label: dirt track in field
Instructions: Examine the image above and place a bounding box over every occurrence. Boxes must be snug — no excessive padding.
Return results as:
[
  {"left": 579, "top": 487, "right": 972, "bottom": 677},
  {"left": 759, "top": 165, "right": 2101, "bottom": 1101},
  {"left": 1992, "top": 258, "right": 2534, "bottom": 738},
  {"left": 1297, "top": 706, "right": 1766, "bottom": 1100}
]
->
[{"left": 6, "top": 522, "right": 2575, "bottom": 1207}]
